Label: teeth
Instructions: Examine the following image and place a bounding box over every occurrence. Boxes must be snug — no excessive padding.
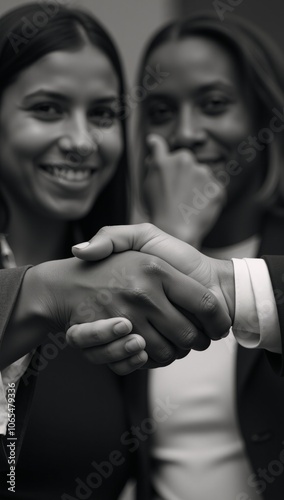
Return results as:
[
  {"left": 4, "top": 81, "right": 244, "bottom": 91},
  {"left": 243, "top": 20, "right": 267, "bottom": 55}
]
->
[{"left": 41, "top": 165, "right": 94, "bottom": 182}]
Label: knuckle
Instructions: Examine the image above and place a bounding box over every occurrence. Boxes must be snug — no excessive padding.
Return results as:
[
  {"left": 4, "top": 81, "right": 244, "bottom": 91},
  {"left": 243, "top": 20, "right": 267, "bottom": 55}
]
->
[
  {"left": 104, "top": 343, "right": 116, "bottom": 361},
  {"left": 66, "top": 330, "right": 80, "bottom": 348},
  {"left": 200, "top": 291, "right": 219, "bottom": 317},
  {"left": 140, "top": 222, "right": 156, "bottom": 234},
  {"left": 154, "top": 345, "right": 176, "bottom": 365},
  {"left": 96, "top": 226, "right": 111, "bottom": 237},
  {"left": 142, "top": 258, "right": 164, "bottom": 277},
  {"left": 130, "top": 287, "right": 151, "bottom": 304},
  {"left": 176, "top": 325, "right": 197, "bottom": 349},
  {"left": 88, "top": 330, "right": 101, "bottom": 345}
]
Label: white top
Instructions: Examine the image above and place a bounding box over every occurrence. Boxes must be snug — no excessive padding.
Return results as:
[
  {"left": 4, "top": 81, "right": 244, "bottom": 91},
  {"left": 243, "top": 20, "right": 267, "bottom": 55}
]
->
[{"left": 149, "top": 239, "right": 281, "bottom": 500}]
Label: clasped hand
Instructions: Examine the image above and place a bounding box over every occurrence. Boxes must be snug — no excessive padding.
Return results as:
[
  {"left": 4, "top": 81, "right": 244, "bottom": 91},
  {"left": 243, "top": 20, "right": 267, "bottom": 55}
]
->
[{"left": 66, "top": 224, "right": 234, "bottom": 374}]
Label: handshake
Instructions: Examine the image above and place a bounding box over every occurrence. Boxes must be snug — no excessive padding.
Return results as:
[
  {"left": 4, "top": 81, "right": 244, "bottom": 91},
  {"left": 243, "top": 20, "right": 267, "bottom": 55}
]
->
[{"left": 1, "top": 224, "right": 236, "bottom": 374}]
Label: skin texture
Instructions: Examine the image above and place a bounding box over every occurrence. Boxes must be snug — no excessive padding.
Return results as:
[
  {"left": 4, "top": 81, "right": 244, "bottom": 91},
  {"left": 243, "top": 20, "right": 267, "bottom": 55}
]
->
[{"left": 141, "top": 36, "right": 266, "bottom": 247}]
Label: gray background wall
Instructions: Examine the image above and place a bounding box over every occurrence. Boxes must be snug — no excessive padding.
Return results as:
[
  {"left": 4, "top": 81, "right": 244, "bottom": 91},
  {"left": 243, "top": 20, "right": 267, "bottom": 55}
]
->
[
  {"left": 1, "top": 0, "right": 283, "bottom": 90},
  {"left": 0, "top": 0, "right": 175, "bottom": 84},
  {"left": 177, "top": 0, "right": 284, "bottom": 54},
  {"left": 0, "top": 0, "right": 283, "bottom": 84}
]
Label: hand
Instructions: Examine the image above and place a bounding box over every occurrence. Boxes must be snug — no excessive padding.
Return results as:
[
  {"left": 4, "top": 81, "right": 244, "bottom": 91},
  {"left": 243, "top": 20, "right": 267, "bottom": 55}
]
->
[
  {"left": 1, "top": 250, "right": 230, "bottom": 370},
  {"left": 72, "top": 225, "right": 234, "bottom": 354},
  {"left": 66, "top": 317, "right": 149, "bottom": 375},
  {"left": 143, "top": 134, "right": 226, "bottom": 247}
]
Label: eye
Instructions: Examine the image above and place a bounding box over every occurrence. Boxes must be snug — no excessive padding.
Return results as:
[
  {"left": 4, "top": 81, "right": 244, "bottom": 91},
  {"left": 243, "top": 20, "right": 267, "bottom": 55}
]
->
[
  {"left": 146, "top": 102, "right": 175, "bottom": 125},
  {"left": 201, "top": 94, "right": 230, "bottom": 115},
  {"left": 29, "top": 102, "right": 63, "bottom": 120},
  {"left": 89, "top": 107, "right": 119, "bottom": 128}
]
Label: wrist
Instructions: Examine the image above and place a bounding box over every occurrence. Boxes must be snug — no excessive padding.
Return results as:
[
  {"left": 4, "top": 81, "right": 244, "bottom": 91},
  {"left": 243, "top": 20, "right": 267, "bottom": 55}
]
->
[
  {"left": 211, "top": 258, "right": 235, "bottom": 322},
  {"left": 1, "top": 266, "right": 54, "bottom": 369}
]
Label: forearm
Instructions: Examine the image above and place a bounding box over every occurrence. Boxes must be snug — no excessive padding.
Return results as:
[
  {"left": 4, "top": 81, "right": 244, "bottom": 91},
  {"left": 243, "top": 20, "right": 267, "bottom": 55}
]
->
[{"left": 0, "top": 266, "right": 52, "bottom": 370}]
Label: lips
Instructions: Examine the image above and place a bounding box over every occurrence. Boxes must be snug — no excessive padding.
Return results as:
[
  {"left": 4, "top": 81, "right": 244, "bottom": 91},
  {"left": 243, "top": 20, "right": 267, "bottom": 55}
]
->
[{"left": 38, "top": 163, "right": 98, "bottom": 182}]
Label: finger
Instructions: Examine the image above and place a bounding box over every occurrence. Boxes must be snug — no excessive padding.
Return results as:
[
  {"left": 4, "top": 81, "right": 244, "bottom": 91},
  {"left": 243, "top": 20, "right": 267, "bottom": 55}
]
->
[
  {"left": 66, "top": 318, "right": 133, "bottom": 348},
  {"left": 72, "top": 223, "right": 162, "bottom": 261},
  {"left": 108, "top": 351, "right": 148, "bottom": 375},
  {"left": 124, "top": 273, "right": 210, "bottom": 355},
  {"left": 146, "top": 134, "right": 169, "bottom": 164},
  {"left": 72, "top": 223, "right": 202, "bottom": 278},
  {"left": 82, "top": 334, "right": 146, "bottom": 365},
  {"left": 131, "top": 320, "right": 180, "bottom": 366},
  {"left": 161, "top": 265, "right": 231, "bottom": 340},
  {"left": 147, "top": 295, "right": 211, "bottom": 351}
]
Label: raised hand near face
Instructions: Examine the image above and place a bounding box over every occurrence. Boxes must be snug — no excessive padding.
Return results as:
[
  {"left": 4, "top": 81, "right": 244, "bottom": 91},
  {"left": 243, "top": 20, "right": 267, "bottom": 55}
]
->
[{"left": 143, "top": 134, "right": 226, "bottom": 248}]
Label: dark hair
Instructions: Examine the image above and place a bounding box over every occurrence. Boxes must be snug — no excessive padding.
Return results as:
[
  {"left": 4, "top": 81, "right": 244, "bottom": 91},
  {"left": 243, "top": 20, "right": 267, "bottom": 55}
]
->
[
  {"left": 136, "top": 11, "right": 284, "bottom": 210},
  {"left": 0, "top": 2, "right": 129, "bottom": 238}
]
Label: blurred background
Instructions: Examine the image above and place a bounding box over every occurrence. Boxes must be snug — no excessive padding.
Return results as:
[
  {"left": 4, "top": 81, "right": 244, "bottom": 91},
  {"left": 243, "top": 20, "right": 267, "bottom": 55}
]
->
[
  {"left": 1, "top": 0, "right": 284, "bottom": 86},
  {"left": 0, "top": 0, "right": 282, "bottom": 498}
]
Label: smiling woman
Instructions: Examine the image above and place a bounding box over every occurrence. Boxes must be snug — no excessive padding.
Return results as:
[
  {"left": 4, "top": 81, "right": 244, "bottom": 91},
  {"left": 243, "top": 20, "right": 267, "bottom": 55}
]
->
[
  {"left": 0, "top": 45, "right": 122, "bottom": 228},
  {"left": 136, "top": 13, "right": 284, "bottom": 249},
  {"left": 0, "top": 3, "right": 147, "bottom": 499},
  {"left": 131, "top": 12, "right": 284, "bottom": 500}
]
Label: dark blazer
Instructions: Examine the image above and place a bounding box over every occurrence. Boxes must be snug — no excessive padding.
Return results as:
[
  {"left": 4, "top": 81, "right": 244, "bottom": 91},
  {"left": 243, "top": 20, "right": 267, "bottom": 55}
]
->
[
  {"left": 0, "top": 267, "right": 36, "bottom": 467},
  {"left": 0, "top": 267, "right": 151, "bottom": 499},
  {"left": 232, "top": 211, "right": 284, "bottom": 500}
]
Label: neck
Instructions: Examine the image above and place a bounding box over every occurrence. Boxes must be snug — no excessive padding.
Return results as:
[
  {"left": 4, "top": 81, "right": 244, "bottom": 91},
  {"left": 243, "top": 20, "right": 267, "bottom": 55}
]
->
[{"left": 3, "top": 201, "right": 70, "bottom": 267}]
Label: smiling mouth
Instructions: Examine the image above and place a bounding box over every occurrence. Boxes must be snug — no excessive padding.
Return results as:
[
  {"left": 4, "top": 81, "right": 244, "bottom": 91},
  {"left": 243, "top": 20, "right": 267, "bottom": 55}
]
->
[{"left": 39, "top": 164, "right": 98, "bottom": 182}]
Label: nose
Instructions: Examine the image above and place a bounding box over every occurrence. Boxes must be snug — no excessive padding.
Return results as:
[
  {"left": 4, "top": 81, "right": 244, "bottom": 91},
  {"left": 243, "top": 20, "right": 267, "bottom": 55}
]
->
[
  {"left": 170, "top": 105, "right": 207, "bottom": 151},
  {"left": 58, "top": 111, "right": 98, "bottom": 163}
]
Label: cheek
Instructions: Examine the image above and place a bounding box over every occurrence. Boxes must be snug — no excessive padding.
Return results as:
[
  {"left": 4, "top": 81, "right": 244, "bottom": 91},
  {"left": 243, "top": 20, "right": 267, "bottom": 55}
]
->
[
  {"left": 100, "top": 124, "right": 123, "bottom": 166},
  {"left": 210, "top": 109, "right": 254, "bottom": 151},
  {"left": 1, "top": 120, "right": 56, "bottom": 161}
]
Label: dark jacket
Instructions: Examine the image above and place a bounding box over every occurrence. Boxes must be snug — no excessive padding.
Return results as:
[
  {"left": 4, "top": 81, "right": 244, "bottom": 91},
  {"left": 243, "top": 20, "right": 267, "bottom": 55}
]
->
[{"left": 0, "top": 266, "right": 151, "bottom": 499}]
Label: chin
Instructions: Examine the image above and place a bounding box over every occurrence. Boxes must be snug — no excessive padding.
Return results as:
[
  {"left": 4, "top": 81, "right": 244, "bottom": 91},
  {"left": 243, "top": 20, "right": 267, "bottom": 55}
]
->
[{"left": 41, "top": 200, "right": 94, "bottom": 221}]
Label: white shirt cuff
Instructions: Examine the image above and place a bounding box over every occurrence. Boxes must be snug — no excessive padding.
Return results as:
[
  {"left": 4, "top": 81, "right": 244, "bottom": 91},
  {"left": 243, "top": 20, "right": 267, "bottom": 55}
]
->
[{"left": 232, "top": 258, "right": 281, "bottom": 353}]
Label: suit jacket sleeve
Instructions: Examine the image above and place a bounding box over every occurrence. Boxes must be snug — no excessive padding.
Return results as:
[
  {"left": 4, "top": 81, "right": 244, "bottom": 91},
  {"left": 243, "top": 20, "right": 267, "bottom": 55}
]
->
[
  {"left": 262, "top": 255, "right": 284, "bottom": 376},
  {"left": 0, "top": 266, "right": 36, "bottom": 469},
  {"left": 0, "top": 267, "right": 30, "bottom": 341}
]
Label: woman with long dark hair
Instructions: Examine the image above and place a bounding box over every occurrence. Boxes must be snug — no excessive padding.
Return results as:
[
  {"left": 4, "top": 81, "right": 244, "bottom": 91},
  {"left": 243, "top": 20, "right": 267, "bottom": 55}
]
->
[
  {"left": 134, "top": 12, "right": 284, "bottom": 500},
  {"left": 77, "top": 12, "right": 284, "bottom": 499}
]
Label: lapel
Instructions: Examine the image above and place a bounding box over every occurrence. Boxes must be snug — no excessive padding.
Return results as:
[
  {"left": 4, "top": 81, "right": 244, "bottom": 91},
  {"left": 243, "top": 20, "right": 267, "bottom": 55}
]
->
[{"left": 237, "top": 211, "right": 284, "bottom": 393}]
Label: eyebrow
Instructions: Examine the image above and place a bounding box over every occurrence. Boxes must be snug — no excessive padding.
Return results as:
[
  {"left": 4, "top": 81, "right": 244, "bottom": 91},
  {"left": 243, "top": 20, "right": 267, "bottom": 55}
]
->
[
  {"left": 145, "top": 81, "right": 237, "bottom": 100},
  {"left": 194, "top": 81, "right": 237, "bottom": 95},
  {"left": 21, "top": 90, "right": 119, "bottom": 105}
]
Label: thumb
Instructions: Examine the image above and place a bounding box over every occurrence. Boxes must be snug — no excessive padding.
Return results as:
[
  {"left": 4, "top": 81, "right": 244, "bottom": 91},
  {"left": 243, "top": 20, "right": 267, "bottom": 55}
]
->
[
  {"left": 72, "top": 236, "right": 112, "bottom": 261},
  {"left": 146, "top": 134, "right": 169, "bottom": 164},
  {"left": 71, "top": 223, "right": 159, "bottom": 261}
]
